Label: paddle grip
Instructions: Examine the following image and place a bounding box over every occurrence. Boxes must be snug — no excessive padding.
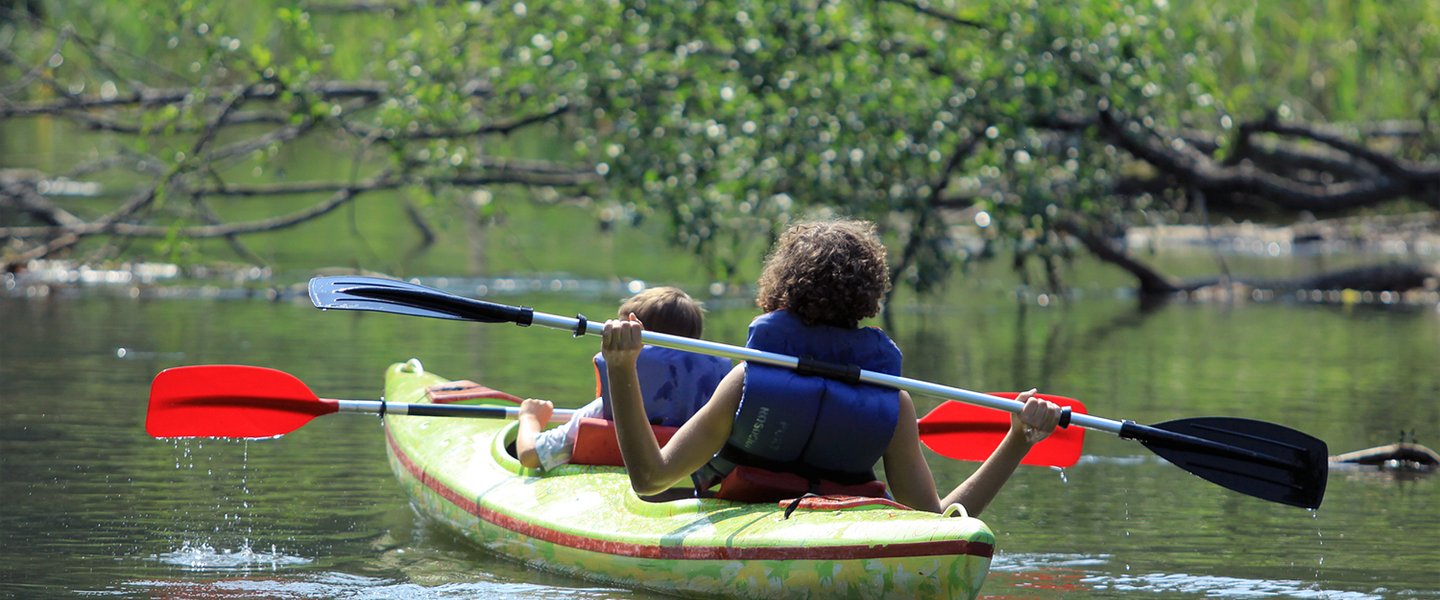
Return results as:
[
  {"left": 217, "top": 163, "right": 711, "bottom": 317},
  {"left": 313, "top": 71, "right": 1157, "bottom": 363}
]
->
[
  {"left": 397, "top": 403, "right": 515, "bottom": 418},
  {"left": 795, "top": 355, "right": 863, "bottom": 383},
  {"left": 460, "top": 296, "right": 534, "bottom": 326}
]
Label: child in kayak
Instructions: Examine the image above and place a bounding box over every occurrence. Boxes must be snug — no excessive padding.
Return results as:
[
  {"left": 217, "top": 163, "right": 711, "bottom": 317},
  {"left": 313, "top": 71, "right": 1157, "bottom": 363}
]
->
[
  {"left": 515, "top": 287, "right": 732, "bottom": 471},
  {"left": 601, "top": 219, "right": 1065, "bottom": 516}
]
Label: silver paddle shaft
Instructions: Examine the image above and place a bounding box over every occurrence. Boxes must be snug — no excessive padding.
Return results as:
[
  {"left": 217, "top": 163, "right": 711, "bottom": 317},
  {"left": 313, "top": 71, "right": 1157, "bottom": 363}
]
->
[{"left": 527, "top": 312, "right": 1123, "bottom": 436}]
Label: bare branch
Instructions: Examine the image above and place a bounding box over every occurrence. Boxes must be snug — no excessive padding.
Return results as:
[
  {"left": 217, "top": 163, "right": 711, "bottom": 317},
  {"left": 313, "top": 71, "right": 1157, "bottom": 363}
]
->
[
  {"left": 880, "top": 0, "right": 987, "bottom": 29},
  {"left": 1240, "top": 116, "right": 1411, "bottom": 176},
  {"left": 0, "top": 177, "right": 85, "bottom": 227},
  {"left": 343, "top": 104, "right": 572, "bottom": 141},
  {"left": 0, "top": 27, "right": 70, "bottom": 95},
  {"left": 61, "top": 109, "right": 292, "bottom": 134},
  {"left": 890, "top": 129, "right": 983, "bottom": 293},
  {"left": 1097, "top": 107, "right": 1440, "bottom": 212},
  {"left": 1054, "top": 217, "right": 1184, "bottom": 295},
  {"left": 0, "top": 80, "right": 481, "bottom": 118}
]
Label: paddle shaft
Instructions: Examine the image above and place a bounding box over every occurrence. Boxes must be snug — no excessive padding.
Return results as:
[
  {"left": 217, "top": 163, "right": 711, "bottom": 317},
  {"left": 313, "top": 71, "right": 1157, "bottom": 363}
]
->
[
  {"left": 312, "top": 277, "right": 1304, "bottom": 462},
  {"left": 349, "top": 385, "right": 1277, "bottom": 467},
  {"left": 541, "top": 314, "right": 1298, "bottom": 468},
  {"left": 332, "top": 398, "right": 574, "bottom": 423},
  {"left": 525, "top": 311, "right": 1106, "bottom": 433},
  {"left": 307, "top": 276, "right": 1327, "bottom": 508}
]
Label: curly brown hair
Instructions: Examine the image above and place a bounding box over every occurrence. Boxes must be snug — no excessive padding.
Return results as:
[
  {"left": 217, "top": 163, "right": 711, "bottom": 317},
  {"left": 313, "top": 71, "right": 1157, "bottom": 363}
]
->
[{"left": 755, "top": 219, "right": 891, "bottom": 328}]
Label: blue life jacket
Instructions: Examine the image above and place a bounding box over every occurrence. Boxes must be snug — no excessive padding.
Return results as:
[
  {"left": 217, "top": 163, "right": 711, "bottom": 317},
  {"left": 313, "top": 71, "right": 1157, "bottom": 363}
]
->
[
  {"left": 703, "top": 310, "right": 902, "bottom": 485},
  {"left": 593, "top": 346, "right": 733, "bottom": 427}
]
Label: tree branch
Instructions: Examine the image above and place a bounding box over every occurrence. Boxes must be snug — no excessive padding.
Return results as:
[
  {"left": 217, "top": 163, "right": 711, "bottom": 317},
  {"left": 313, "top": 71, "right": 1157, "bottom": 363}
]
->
[
  {"left": 880, "top": 0, "right": 987, "bottom": 29},
  {"left": 1097, "top": 107, "right": 1440, "bottom": 212},
  {"left": 1054, "top": 217, "right": 1184, "bottom": 295},
  {"left": 0, "top": 79, "right": 492, "bottom": 118}
]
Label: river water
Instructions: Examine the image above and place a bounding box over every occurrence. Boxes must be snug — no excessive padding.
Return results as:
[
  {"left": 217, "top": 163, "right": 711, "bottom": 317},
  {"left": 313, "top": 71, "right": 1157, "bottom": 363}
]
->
[{"left": 2, "top": 262, "right": 1437, "bottom": 599}]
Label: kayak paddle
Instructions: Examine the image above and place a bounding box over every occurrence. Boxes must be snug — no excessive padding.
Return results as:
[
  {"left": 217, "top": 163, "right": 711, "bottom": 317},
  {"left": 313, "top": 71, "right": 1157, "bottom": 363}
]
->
[
  {"left": 307, "top": 276, "right": 1328, "bottom": 509},
  {"left": 917, "top": 392, "right": 1085, "bottom": 466},
  {"left": 146, "top": 365, "right": 574, "bottom": 439},
  {"left": 145, "top": 364, "right": 1082, "bottom": 467}
]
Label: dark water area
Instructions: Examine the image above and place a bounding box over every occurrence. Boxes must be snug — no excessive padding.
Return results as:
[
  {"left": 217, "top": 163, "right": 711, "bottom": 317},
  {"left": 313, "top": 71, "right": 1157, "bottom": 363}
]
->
[{"left": 1, "top": 273, "right": 1438, "bottom": 599}]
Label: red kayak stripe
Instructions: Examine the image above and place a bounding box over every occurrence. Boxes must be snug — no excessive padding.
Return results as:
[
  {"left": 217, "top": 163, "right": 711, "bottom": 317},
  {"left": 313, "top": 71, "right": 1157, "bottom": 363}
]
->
[{"left": 386, "top": 429, "right": 994, "bottom": 560}]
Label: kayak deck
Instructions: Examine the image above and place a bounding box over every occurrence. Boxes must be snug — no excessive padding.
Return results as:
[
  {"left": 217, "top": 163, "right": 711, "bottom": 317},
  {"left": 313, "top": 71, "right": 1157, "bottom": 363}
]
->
[{"left": 382, "top": 360, "right": 994, "bottom": 599}]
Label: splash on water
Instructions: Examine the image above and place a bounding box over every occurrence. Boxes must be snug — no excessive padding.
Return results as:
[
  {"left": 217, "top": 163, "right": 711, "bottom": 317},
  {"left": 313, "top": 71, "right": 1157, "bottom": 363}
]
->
[
  {"left": 152, "top": 541, "right": 311, "bottom": 571},
  {"left": 160, "top": 438, "right": 293, "bottom": 571}
]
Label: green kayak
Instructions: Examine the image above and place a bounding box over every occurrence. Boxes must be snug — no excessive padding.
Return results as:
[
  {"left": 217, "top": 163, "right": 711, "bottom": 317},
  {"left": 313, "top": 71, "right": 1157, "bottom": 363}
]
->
[{"left": 383, "top": 360, "right": 995, "bottom": 599}]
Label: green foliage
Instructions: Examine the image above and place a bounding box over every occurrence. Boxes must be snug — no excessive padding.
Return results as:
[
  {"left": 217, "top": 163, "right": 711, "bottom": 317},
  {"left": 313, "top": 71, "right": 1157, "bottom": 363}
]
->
[
  {"left": 470, "top": 0, "right": 1436, "bottom": 290},
  {"left": 4, "top": 0, "right": 1434, "bottom": 288}
]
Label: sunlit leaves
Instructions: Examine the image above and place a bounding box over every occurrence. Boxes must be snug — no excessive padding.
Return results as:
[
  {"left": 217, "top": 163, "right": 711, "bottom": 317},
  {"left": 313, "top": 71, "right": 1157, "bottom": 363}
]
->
[{"left": 6, "top": 0, "right": 1432, "bottom": 287}]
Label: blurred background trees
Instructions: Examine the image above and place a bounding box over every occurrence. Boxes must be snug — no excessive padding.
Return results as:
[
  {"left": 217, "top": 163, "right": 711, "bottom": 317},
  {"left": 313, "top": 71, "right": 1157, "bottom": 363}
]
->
[{"left": 3, "top": 0, "right": 1436, "bottom": 296}]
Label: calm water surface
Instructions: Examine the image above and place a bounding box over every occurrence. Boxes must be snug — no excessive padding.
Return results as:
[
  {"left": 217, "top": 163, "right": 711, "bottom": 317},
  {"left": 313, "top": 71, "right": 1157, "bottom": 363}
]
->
[{"left": 2, "top": 276, "right": 1437, "bottom": 599}]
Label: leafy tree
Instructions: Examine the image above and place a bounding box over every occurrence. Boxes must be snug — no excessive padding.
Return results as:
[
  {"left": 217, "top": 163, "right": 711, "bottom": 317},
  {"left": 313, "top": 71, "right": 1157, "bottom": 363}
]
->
[{"left": 3, "top": 0, "right": 1436, "bottom": 295}]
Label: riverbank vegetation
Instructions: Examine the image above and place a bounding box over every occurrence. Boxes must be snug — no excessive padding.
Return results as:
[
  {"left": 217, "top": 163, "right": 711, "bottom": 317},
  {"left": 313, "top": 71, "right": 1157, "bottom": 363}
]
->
[{"left": 2, "top": 0, "right": 1436, "bottom": 297}]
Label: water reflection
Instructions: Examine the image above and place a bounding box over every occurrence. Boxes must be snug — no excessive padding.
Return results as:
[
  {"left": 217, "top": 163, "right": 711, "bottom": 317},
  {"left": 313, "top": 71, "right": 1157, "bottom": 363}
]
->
[
  {"left": 3, "top": 277, "right": 1437, "bottom": 599},
  {"left": 990, "top": 553, "right": 1388, "bottom": 599},
  {"left": 114, "top": 573, "right": 624, "bottom": 599},
  {"left": 1093, "top": 572, "right": 1382, "bottom": 599}
]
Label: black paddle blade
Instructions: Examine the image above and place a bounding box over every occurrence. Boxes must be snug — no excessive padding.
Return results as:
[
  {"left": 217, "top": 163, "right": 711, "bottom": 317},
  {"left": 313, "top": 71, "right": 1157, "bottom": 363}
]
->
[
  {"left": 309, "top": 276, "right": 532, "bottom": 325},
  {"left": 1122, "top": 417, "right": 1328, "bottom": 509}
]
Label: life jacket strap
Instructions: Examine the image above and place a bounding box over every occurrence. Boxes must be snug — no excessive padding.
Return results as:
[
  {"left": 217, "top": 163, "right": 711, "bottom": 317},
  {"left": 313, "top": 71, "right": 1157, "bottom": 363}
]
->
[
  {"left": 713, "top": 443, "right": 878, "bottom": 486},
  {"left": 710, "top": 464, "right": 890, "bottom": 504}
]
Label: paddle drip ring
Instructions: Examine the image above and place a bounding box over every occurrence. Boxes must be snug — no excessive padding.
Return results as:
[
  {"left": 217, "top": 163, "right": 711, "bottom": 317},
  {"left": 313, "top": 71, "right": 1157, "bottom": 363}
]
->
[{"left": 572, "top": 313, "right": 588, "bottom": 337}]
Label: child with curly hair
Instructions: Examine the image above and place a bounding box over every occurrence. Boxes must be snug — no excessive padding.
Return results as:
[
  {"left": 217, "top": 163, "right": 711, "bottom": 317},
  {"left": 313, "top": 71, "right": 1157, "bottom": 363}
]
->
[{"left": 602, "top": 219, "right": 1063, "bottom": 515}]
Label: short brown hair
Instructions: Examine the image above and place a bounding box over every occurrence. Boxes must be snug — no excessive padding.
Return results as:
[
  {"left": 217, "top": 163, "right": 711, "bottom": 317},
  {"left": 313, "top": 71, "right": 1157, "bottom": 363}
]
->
[
  {"left": 755, "top": 219, "right": 891, "bottom": 328},
  {"left": 619, "top": 286, "right": 706, "bottom": 339}
]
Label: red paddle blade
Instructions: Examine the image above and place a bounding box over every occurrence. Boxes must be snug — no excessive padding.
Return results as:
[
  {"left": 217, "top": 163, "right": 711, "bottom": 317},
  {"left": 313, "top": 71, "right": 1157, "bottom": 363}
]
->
[
  {"left": 918, "top": 392, "right": 1087, "bottom": 467},
  {"left": 147, "top": 365, "right": 337, "bottom": 439}
]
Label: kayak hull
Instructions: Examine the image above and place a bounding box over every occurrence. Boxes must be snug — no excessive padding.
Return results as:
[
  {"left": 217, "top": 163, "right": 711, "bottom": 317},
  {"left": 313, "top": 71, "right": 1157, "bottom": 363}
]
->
[{"left": 383, "top": 361, "right": 994, "bottom": 599}]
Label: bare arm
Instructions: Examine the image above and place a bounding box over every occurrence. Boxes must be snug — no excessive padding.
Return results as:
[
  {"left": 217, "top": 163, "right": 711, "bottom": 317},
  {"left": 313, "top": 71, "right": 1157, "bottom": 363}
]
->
[
  {"left": 604, "top": 315, "right": 742, "bottom": 495},
  {"left": 882, "top": 391, "right": 943, "bottom": 513},
  {"left": 938, "top": 391, "right": 1061, "bottom": 515},
  {"left": 515, "top": 398, "right": 553, "bottom": 469},
  {"left": 884, "top": 390, "right": 1061, "bottom": 516}
]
